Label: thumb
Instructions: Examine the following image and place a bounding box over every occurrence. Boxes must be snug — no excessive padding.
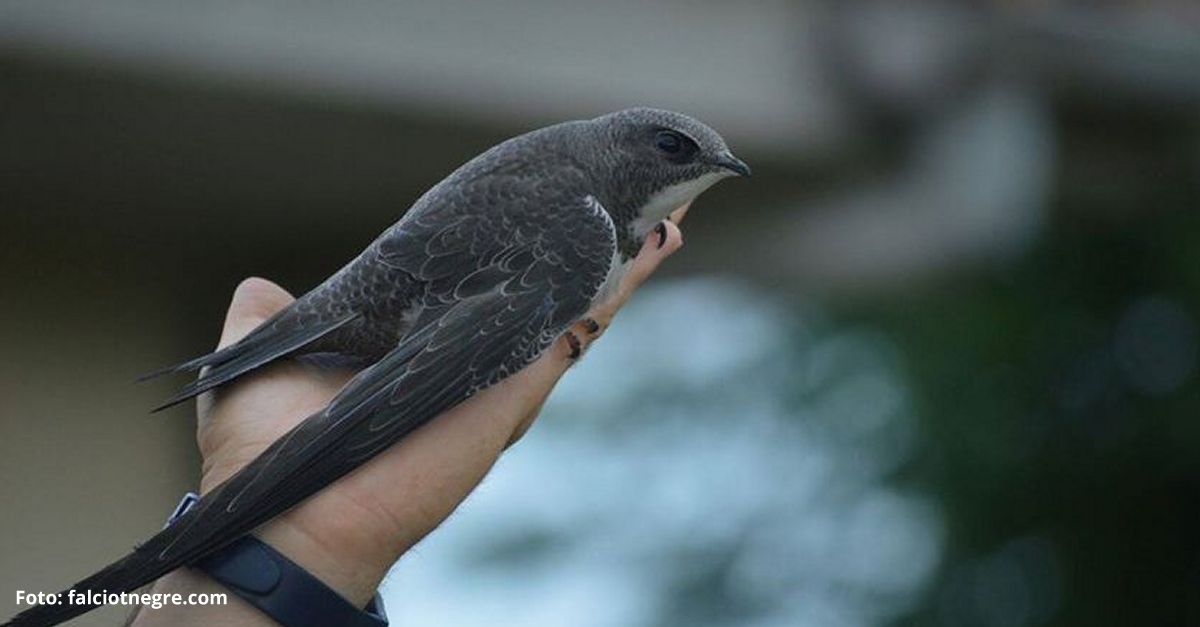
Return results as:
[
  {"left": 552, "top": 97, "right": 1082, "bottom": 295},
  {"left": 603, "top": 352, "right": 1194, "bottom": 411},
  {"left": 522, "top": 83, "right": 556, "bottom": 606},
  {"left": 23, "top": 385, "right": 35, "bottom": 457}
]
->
[
  {"left": 197, "top": 277, "right": 295, "bottom": 424},
  {"left": 216, "top": 277, "right": 295, "bottom": 349}
]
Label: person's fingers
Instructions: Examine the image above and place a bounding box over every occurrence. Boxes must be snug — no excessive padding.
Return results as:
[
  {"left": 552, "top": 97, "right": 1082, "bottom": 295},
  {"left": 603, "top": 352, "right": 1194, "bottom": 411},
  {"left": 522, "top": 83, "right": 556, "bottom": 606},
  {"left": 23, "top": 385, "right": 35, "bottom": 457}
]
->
[
  {"left": 668, "top": 201, "right": 692, "bottom": 225},
  {"left": 493, "top": 214, "right": 687, "bottom": 448},
  {"left": 217, "top": 277, "right": 295, "bottom": 349},
  {"left": 614, "top": 219, "right": 682, "bottom": 307}
]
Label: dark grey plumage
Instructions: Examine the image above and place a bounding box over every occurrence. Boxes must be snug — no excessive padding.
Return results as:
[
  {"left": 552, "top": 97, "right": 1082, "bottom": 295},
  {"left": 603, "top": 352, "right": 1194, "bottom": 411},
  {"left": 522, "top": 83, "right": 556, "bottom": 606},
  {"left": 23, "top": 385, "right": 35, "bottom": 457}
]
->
[{"left": 4, "top": 108, "right": 747, "bottom": 627}]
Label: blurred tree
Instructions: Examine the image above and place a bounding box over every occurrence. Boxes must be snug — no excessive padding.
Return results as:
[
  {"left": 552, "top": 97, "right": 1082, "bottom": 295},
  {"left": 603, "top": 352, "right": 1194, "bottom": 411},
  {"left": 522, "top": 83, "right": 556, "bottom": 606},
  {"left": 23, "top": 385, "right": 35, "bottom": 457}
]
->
[{"left": 877, "top": 134, "right": 1200, "bottom": 626}]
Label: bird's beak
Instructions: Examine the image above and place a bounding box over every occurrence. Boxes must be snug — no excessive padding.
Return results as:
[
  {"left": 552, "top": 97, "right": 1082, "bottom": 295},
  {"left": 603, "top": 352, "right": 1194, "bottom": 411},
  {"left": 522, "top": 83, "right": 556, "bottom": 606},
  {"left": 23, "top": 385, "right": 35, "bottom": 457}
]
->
[{"left": 711, "top": 152, "right": 752, "bottom": 178}]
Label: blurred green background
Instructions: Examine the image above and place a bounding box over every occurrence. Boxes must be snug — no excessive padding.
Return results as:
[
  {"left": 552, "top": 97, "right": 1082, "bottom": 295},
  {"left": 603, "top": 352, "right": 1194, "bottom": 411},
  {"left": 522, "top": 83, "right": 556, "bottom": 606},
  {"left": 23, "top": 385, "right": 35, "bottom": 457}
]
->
[{"left": 2, "top": 1, "right": 1199, "bottom": 626}]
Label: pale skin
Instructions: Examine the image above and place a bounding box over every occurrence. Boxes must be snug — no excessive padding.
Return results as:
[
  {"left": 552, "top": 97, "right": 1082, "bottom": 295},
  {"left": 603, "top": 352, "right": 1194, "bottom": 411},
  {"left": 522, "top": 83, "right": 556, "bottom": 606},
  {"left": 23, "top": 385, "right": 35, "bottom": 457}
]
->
[{"left": 130, "top": 208, "right": 689, "bottom": 626}]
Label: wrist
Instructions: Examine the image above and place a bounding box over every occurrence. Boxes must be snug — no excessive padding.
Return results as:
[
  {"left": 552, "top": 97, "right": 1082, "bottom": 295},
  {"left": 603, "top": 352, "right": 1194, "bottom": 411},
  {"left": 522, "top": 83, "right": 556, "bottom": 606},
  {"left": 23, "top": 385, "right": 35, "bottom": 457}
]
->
[
  {"left": 136, "top": 490, "right": 391, "bottom": 627},
  {"left": 198, "top": 464, "right": 401, "bottom": 607},
  {"left": 255, "top": 506, "right": 396, "bottom": 608}
]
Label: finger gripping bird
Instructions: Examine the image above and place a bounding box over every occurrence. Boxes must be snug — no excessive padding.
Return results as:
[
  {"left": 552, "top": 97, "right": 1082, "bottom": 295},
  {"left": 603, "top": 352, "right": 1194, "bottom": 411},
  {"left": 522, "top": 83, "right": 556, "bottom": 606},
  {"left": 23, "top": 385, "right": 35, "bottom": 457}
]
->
[{"left": 4, "top": 108, "right": 749, "bottom": 627}]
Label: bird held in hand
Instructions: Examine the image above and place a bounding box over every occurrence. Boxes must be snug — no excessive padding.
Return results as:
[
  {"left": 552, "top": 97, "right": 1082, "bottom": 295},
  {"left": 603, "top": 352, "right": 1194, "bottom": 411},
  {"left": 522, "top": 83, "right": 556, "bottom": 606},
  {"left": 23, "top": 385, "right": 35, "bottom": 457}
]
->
[{"left": 4, "top": 107, "right": 749, "bottom": 627}]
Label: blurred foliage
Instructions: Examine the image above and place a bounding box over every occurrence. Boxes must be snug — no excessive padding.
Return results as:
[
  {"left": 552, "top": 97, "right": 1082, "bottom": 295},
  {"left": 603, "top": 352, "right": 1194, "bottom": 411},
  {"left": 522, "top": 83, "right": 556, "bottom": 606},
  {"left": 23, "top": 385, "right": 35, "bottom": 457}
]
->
[{"left": 867, "top": 182, "right": 1200, "bottom": 626}]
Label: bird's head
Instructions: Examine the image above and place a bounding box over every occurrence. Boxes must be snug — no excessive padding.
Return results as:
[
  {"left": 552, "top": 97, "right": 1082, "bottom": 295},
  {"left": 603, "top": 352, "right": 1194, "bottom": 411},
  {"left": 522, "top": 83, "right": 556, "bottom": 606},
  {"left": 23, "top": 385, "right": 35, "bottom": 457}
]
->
[{"left": 587, "top": 107, "right": 750, "bottom": 231}]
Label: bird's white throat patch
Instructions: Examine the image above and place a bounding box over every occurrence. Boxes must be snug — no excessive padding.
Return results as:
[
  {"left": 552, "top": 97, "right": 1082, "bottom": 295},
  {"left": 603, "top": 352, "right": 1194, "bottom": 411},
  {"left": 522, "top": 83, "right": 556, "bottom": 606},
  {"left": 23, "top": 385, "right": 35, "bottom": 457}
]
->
[{"left": 631, "top": 171, "right": 729, "bottom": 237}]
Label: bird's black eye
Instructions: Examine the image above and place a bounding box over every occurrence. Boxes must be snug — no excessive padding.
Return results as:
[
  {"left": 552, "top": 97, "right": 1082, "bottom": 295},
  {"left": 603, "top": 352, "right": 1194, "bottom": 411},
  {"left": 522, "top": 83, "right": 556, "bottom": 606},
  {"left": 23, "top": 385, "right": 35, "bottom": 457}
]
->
[{"left": 654, "top": 130, "right": 685, "bottom": 154}]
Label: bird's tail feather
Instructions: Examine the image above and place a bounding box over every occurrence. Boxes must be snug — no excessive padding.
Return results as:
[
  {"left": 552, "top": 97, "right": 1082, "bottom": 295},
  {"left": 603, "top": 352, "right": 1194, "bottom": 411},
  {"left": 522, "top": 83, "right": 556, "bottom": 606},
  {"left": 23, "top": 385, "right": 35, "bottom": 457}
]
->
[
  {"left": 136, "top": 351, "right": 220, "bottom": 382},
  {"left": 144, "top": 309, "right": 361, "bottom": 412}
]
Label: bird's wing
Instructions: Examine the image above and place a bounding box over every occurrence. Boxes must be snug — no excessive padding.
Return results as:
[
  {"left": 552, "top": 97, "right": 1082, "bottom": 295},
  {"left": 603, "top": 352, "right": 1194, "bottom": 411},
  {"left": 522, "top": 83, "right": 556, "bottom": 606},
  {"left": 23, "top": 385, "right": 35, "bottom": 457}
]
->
[
  {"left": 168, "top": 191, "right": 617, "bottom": 553},
  {"left": 2, "top": 194, "right": 616, "bottom": 627}
]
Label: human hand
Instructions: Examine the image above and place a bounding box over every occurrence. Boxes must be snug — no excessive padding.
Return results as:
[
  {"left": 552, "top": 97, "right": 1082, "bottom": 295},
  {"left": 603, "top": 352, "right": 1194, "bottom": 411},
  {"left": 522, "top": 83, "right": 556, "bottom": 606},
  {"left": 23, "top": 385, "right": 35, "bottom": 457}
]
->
[{"left": 133, "top": 210, "right": 687, "bottom": 626}]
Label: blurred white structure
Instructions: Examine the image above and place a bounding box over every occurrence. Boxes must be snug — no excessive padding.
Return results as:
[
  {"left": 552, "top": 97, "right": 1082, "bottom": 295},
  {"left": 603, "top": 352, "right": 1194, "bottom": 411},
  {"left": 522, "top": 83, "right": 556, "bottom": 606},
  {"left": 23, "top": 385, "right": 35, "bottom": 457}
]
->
[{"left": 3, "top": 0, "right": 1197, "bottom": 289}]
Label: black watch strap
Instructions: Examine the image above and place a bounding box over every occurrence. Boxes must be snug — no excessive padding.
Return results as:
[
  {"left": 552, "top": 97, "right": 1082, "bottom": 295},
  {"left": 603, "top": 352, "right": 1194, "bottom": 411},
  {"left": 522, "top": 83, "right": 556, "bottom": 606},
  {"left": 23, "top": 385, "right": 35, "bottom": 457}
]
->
[{"left": 167, "top": 492, "right": 389, "bottom": 627}]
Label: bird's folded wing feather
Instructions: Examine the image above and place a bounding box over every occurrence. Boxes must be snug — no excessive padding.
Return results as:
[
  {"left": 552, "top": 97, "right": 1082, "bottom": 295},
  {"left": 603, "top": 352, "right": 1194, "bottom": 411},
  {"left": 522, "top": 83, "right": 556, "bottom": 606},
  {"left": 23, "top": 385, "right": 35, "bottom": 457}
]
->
[{"left": 159, "top": 192, "right": 617, "bottom": 566}]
